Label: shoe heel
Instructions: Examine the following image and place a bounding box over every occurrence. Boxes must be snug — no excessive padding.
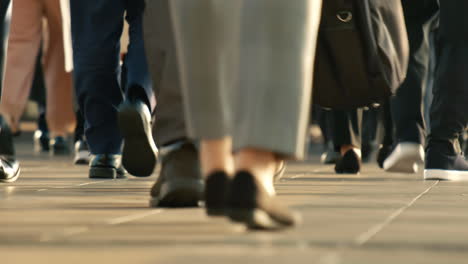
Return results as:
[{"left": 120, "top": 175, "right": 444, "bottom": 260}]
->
[{"left": 205, "top": 172, "right": 229, "bottom": 216}]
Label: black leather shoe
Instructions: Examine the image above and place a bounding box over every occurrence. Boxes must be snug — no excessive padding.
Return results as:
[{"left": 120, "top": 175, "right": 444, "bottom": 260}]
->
[
  {"left": 335, "top": 150, "right": 361, "bottom": 174},
  {"left": 89, "top": 154, "right": 126, "bottom": 179},
  {"left": 50, "top": 136, "right": 70, "bottom": 156},
  {"left": 118, "top": 100, "right": 158, "bottom": 177},
  {"left": 33, "top": 130, "right": 50, "bottom": 153},
  {"left": 150, "top": 142, "right": 204, "bottom": 208},
  {"left": 227, "top": 171, "right": 300, "bottom": 230},
  {"left": 0, "top": 115, "right": 20, "bottom": 183}
]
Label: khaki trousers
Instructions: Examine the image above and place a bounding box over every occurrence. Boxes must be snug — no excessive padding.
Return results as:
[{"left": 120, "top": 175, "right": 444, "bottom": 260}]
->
[{"left": 1, "top": 0, "right": 75, "bottom": 135}]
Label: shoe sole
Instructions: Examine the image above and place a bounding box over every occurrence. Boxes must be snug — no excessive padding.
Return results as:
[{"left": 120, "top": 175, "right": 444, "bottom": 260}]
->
[
  {"left": 384, "top": 146, "right": 424, "bottom": 173},
  {"left": 424, "top": 169, "right": 468, "bottom": 181},
  {"left": 228, "top": 208, "right": 295, "bottom": 230},
  {"left": 0, "top": 168, "right": 20, "bottom": 183},
  {"left": 150, "top": 178, "right": 204, "bottom": 208},
  {"left": 118, "top": 104, "right": 157, "bottom": 177},
  {"left": 89, "top": 167, "right": 126, "bottom": 179}
]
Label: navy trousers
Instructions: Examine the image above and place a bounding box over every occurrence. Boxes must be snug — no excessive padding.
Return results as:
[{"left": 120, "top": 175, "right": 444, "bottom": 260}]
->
[
  {"left": 428, "top": 0, "right": 468, "bottom": 153},
  {"left": 70, "top": 0, "right": 154, "bottom": 154}
]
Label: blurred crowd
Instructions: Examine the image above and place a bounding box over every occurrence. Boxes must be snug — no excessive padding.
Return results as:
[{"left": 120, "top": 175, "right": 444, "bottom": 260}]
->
[{"left": 0, "top": 0, "right": 466, "bottom": 230}]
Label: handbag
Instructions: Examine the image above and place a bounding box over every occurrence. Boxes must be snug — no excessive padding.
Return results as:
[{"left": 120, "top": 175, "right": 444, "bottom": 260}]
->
[{"left": 313, "top": 0, "right": 409, "bottom": 109}]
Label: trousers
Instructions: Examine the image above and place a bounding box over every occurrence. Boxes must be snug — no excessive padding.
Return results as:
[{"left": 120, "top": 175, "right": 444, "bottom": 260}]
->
[
  {"left": 170, "top": 0, "right": 322, "bottom": 159},
  {"left": 390, "top": 0, "right": 439, "bottom": 145},
  {"left": 70, "top": 0, "right": 154, "bottom": 154},
  {"left": 428, "top": 0, "right": 468, "bottom": 152},
  {"left": 143, "top": 0, "right": 187, "bottom": 147},
  {"left": 0, "top": 0, "right": 76, "bottom": 135}
]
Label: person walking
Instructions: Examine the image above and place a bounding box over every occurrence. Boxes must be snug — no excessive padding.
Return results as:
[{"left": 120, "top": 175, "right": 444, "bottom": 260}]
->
[
  {"left": 424, "top": 0, "right": 468, "bottom": 180},
  {"left": 70, "top": 0, "right": 158, "bottom": 179},
  {"left": 169, "top": 0, "right": 322, "bottom": 229},
  {"left": 383, "top": 0, "right": 439, "bottom": 174},
  {"left": 0, "top": 0, "right": 20, "bottom": 183},
  {"left": 0, "top": 0, "right": 76, "bottom": 155}
]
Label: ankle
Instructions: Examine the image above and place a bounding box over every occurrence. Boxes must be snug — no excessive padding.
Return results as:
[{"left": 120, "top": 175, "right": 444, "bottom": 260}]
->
[
  {"left": 235, "top": 148, "right": 279, "bottom": 196},
  {"left": 200, "top": 138, "right": 234, "bottom": 177},
  {"left": 340, "top": 145, "right": 361, "bottom": 158}
]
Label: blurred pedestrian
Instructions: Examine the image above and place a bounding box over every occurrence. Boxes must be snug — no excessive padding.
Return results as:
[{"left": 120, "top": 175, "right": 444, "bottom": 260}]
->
[
  {"left": 424, "top": 0, "right": 468, "bottom": 180},
  {"left": 70, "top": 0, "right": 157, "bottom": 179},
  {"left": 0, "top": 0, "right": 20, "bottom": 183},
  {"left": 0, "top": 0, "right": 76, "bottom": 155},
  {"left": 170, "top": 0, "right": 322, "bottom": 229}
]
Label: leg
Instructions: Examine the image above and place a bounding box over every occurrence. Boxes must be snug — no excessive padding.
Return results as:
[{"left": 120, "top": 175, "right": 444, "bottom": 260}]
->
[
  {"left": 115, "top": 0, "right": 158, "bottom": 177},
  {"left": 383, "top": 0, "right": 437, "bottom": 173},
  {"left": 43, "top": 0, "right": 76, "bottom": 137},
  {"left": 425, "top": 0, "right": 468, "bottom": 180},
  {"left": 144, "top": 0, "right": 203, "bottom": 207},
  {"left": 171, "top": 0, "right": 322, "bottom": 229},
  {"left": 0, "top": 0, "right": 20, "bottom": 183},
  {"left": 331, "top": 109, "right": 363, "bottom": 174},
  {"left": 70, "top": 0, "right": 125, "bottom": 155},
  {"left": 70, "top": 0, "right": 127, "bottom": 178},
  {"left": 0, "top": 0, "right": 42, "bottom": 132}
]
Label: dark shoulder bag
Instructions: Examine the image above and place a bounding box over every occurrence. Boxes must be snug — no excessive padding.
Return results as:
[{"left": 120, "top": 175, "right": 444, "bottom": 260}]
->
[{"left": 313, "top": 0, "right": 409, "bottom": 109}]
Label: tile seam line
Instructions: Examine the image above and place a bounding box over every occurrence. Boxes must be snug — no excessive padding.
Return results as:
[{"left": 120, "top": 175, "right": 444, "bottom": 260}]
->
[
  {"left": 35, "top": 180, "right": 109, "bottom": 192},
  {"left": 354, "top": 180, "right": 439, "bottom": 246}
]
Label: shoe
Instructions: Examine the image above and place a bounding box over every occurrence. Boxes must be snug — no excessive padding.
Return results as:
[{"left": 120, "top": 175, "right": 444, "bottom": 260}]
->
[
  {"left": 320, "top": 149, "right": 340, "bottom": 165},
  {"left": 74, "top": 140, "right": 90, "bottom": 165},
  {"left": 424, "top": 142, "right": 468, "bottom": 181},
  {"left": 205, "top": 171, "right": 230, "bottom": 216},
  {"left": 335, "top": 150, "right": 361, "bottom": 174},
  {"left": 0, "top": 115, "right": 20, "bottom": 183},
  {"left": 89, "top": 154, "right": 126, "bottom": 179},
  {"left": 226, "top": 171, "right": 300, "bottom": 230},
  {"left": 377, "top": 144, "right": 393, "bottom": 169},
  {"left": 33, "top": 130, "right": 50, "bottom": 153},
  {"left": 204, "top": 160, "right": 285, "bottom": 216},
  {"left": 383, "top": 143, "right": 424, "bottom": 173},
  {"left": 383, "top": 143, "right": 423, "bottom": 173},
  {"left": 50, "top": 136, "right": 70, "bottom": 156},
  {"left": 118, "top": 100, "right": 158, "bottom": 177},
  {"left": 149, "top": 142, "right": 204, "bottom": 208},
  {"left": 0, "top": 157, "right": 20, "bottom": 183}
]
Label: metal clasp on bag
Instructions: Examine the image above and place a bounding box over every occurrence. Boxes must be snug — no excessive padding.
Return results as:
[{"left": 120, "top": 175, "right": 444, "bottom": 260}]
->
[{"left": 337, "top": 11, "right": 353, "bottom": 23}]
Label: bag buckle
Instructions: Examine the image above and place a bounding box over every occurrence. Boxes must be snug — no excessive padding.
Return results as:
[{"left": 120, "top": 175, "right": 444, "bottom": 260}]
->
[{"left": 337, "top": 11, "right": 353, "bottom": 23}]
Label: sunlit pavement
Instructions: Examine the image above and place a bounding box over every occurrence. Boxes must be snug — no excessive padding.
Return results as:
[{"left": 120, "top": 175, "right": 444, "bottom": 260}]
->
[{"left": 1, "top": 134, "right": 468, "bottom": 264}]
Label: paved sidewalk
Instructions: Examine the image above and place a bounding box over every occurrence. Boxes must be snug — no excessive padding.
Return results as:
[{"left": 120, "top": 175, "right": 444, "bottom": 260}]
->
[{"left": 1, "top": 135, "right": 468, "bottom": 264}]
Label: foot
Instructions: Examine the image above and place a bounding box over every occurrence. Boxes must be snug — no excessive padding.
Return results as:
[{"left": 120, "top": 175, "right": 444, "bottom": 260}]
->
[
  {"left": 0, "top": 115, "right": 19, "bottom": 183},
  {"left": 377, "top": 144, "right": 393, "bottom": 169},
  {"left": 118, "top": 100, "right": 158, "bottom": 177},
  {"left": 89, "top": 154, "right": 126, "bottom": 179},
  {"left": 335, "top": 149, "right": 361, "bottom": 174},
  {"left": 0, "top": 157, "right": 20, "bottom": 183},
  {"left": 383, "top": 143, "right": 424, "bottom": 173},
  {"left": 74, "top": 139, "right": 90, "bottom": 165},
  {"left": 204, "top": 160, "right": 285, "bottom": 217},
  {"left": 33, "top": 130, "right": 50, "bottom": 153},
  {"left": 226, "top": 171, "right": 300, "bottom": 230},
  {"left": 424, "top": 142, "right": 468, "bottom": 181},
  {"left": 149, "top": 142, "right": 204, "bottom": 208},
  {"left": 320, "top": 146, "right": 340, "bottom": 165},
  {"left": 50, "top": 136, "right": 70, "bottom": 156}
]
